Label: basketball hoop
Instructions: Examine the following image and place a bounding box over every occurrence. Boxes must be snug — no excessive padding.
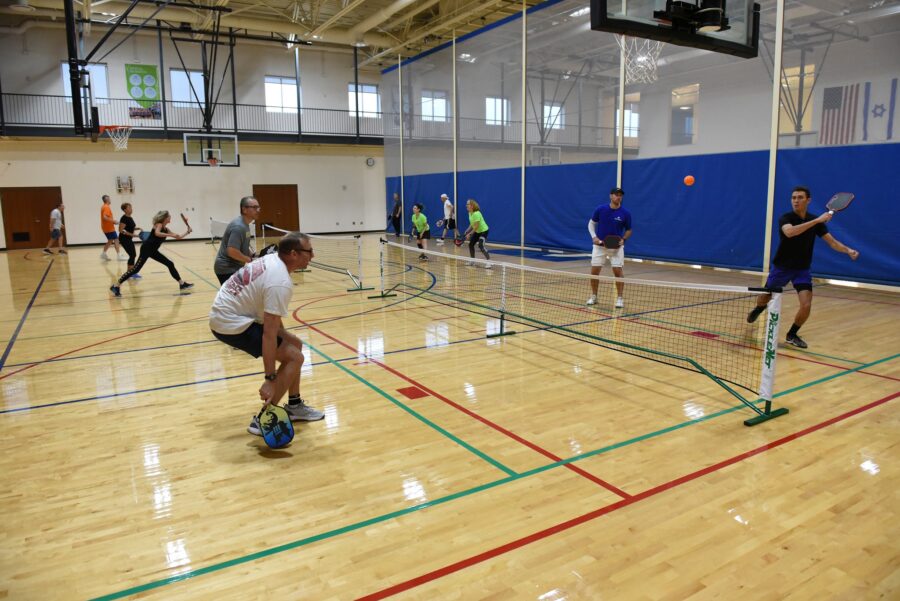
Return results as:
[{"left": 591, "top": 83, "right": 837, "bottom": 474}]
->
[
  {"left": 100, "top": 125, "right": 133, "bottom": 151},
  {"left": 615, "top": 35, "right": 664, "bottom": 84}
]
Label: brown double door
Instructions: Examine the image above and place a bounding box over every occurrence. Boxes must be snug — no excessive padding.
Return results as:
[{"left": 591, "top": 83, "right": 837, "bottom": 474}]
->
[
  {"left": 252, "top": 184, "right": 299, "bottom": 237},
  {"left": 1, "top": 187, "right": 63, "bottom": 250}
]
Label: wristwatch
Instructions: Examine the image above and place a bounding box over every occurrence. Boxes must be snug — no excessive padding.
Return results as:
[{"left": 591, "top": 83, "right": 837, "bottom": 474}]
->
[{"left": 264, "top": 373, "right": 277, "bottom": 381}]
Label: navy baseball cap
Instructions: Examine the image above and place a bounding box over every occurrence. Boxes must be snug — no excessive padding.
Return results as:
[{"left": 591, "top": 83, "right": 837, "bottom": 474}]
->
[{"left": 610, "top": 187, "right": 624, "bottom": 195}]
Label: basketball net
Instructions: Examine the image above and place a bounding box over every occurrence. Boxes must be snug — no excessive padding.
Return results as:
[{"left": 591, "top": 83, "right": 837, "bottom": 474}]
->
[
  {"left": 101, "top": 126, "right": 133, "bottom": 151},
  {"left": 207, "top": 156, "right": 220, "bottom": 168},
  {"left": 615, "top": 35, "right": 664, "bottom": 84}
]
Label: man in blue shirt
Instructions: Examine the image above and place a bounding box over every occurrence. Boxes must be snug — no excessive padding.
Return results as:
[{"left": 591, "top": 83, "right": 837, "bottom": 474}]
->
[{"left": 587, "top": 187, "right": 632, "bottom": 308}]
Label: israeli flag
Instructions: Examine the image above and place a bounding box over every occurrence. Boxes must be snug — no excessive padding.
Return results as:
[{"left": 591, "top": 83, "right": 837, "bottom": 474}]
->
[{"left": 861, "top": 78, "right": 897, "bottom": 142}]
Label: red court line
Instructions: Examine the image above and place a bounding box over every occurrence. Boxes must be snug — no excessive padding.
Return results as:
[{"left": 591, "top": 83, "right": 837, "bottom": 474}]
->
[
  {"left": 0, "top": 315, "right": 206, "bottom": 380},
  {"left": 297, "top": 318, "right": 631, "bottom": 500},
  {"left": 357, "top": 389, "right": 900, "bottom": 600}
]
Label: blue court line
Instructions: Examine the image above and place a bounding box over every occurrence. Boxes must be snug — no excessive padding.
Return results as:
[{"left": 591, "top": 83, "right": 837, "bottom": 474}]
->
[
  {"left": 0, "top": 261, "right": 53, "bottom": 371},
  {"left": 87, "top": 350, "right": 900, "bottom": 601}
]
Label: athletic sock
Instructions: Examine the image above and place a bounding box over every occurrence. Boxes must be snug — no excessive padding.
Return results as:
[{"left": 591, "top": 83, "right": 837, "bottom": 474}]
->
[
  {"left": 787, "top": 324, "right": 801, "bottom": 338},
  {"left": 288, "top": 395, "right": 302, "bottom": 405},
  {"left": 749, "top": 306, "right": 765, "bottom": 320}
]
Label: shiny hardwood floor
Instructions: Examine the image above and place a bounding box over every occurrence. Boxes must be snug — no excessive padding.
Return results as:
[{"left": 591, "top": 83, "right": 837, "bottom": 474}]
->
[{"left": 1, "top": 236, "right": 897, "bottom": 600}]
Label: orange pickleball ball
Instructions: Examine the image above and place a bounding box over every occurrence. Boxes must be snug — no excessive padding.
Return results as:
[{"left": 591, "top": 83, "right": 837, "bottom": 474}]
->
[{"left": 684, "top": 175, "right": 695, "bottom": 186}]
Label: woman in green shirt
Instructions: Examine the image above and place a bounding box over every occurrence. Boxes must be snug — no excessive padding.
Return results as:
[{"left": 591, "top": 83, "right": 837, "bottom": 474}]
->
[
  {"left": 411, "top": 203, "right": 430, "bottom": 261},
  {"left": 463, "top": 199, "right": 491, "bottom": 267}
]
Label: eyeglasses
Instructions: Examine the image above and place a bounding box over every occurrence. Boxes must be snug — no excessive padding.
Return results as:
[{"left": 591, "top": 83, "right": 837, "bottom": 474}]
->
[
  {"left": 246, "top": 205, "right": 261, "bottom": 210},
  {"left": 295, "top": 248, "right": 313, "bottom": 254}
]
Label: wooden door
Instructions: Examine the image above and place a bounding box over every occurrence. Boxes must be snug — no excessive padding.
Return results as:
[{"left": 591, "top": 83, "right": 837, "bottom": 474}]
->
[
  {"left": 251, "top": 184, "right": 299, "bottom": 237},
  {"left": 0, "top": 187, "right": 63, "bottom": 250}
]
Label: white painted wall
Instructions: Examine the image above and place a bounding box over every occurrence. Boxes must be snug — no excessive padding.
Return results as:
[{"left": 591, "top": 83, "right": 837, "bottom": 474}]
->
[{"left": 0, "top": 139, "right": 385, "bottom": 248}]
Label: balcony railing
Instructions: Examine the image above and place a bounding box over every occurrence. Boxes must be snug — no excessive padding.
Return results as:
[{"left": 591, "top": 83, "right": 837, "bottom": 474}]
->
[{"left": 0, "top": 93, "right": 638, "bottom": 150}]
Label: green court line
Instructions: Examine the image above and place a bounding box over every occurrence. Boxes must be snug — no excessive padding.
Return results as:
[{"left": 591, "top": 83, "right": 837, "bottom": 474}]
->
[
  {"left": 304, "top": 341, "right": 516, "bottom": 477},
  {"left": 89, "top": 351, "right": 900, "bottom": 601}
]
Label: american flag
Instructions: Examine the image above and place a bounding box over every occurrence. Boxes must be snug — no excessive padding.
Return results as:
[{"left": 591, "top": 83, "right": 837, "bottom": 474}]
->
[{"left": 819, "top": 84, "right": 859, "bottom": 145}]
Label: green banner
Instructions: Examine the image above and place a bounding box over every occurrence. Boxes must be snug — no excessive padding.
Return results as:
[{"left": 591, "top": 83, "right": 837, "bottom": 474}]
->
[{"left": 125, "top": 64, "right": 160, "bottom": 110}]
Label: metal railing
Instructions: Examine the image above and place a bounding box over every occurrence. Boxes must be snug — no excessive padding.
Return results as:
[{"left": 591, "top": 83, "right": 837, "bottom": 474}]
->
[{"left": 0, "top": 93, "right": 635, "bottom": 149}]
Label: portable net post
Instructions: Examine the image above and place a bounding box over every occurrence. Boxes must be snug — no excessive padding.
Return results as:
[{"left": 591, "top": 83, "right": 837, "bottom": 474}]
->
[
  {"left": 744, "top": 289, "right": 789, "bottom": 426},
  {"left": 261, "top": 224, "right": 366, "bottom": 290},
  {"left": 369, "top": 238, "right": 397, "bottom": 299},
  {"left": 487, "top": 263, "right": 516, "bottom": 338}
]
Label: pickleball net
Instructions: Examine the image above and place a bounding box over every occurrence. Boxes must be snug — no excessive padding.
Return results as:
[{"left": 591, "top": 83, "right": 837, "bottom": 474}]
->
[
  {"left": 261, "top": 225, "right": 370, "bottom": 291},
  {"left": 374, "top": 239, "right": 787, "bottom": 426}
]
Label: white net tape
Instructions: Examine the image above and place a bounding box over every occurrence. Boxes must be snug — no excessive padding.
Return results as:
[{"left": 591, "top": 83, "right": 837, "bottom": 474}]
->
[
  {"left": 616, "top": 35, "right": 664, "bottom": 84},
  {"left": 104, "top": 126, "right": 133, "bottom": 151}
]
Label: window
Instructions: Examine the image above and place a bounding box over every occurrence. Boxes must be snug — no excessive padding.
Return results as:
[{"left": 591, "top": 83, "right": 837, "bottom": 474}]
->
[
  {"left": 543, "top": 102, "right": 564, "bottom": 130},
  {"left": 616, "top": 93, "right": 640, "bottom": 137},
  {"left": 670, "top": 83, "right": 699, "bottom": 145},
  {"left": 421, "top": 89, "right": 449, "bottom": 122},
  {"left": 779, "top": 64, "right": 815, "bottom": 134},
  {"left": 60, "top": 62, "right": 109, "bottom": 103},
  {"left": 485, "top": 97, "right": 510, "bottom": 125},
  {"left": 171, "top": 69, "right": 205, "bottom": 107},
  {"left": 265, "top": 76, "right": 300, "bottom": 113},
  {"left": 349, "top": 83, "right": 381, "bottom": 118}
]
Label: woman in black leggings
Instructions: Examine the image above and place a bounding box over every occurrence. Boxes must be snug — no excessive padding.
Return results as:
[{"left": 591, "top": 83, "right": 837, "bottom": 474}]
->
[
  {"left": 463, "top": 199, "right": 491, "bottom": 268},
  {"left": 118, "top": 202, "right": 141, "bottom": 276},
  {"left": 110, "top": 210, "right": 193, "bottom": 297}
]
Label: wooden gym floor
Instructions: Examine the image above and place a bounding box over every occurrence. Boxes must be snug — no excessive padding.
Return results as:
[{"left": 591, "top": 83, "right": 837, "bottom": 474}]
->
[{"left": 1, "top": 235, "right": 898, "bottom": 600}]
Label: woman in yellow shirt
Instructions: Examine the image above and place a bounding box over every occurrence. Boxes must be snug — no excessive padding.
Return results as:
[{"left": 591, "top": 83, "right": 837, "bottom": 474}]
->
[
  {"left": 463, "top": 199, "right": 491, "bottom": 267},
  {"left": 411, "top": 203, "right": 430, "bottom": 261}
]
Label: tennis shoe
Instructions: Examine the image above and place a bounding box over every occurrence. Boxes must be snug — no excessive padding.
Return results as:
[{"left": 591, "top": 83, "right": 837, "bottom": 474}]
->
[
  {"left": 118, "top": 253, "right": 127, "bottom": 260},
  {"left": 100, "top": 252, "right": 110, "bottom": 261},
  {"left": 284, "top": 400, "right": 325, "bottom": 422},
  {"left": 615, "top": 297, "right": 624, "bottom": 309},
  {"left": 747, "top": 306, "right": 765, "bottom": 323},
  {"left": 130, "top": 273, "right": 142, "bottom": 279},
  {"left": 785, "top": 334, "right": 808, "bottom": 349},
  {"left": 58, "top": 249, "right": 67, "bottom": 254},
  {"left": 465, "top": 261, "right": 475, "bottom": 267},
  {"left": 436, "top": 239, "right": 444, "bottom": 245},
  {"left": 42, "top": 248, "right": 53, "bottom": 255},
  {"left": 247, "top": 416, "right": 262, "bottom": 436},
  {"left": 179, "top": 282, "right": 194, "bottom": 290},
  {"left": 484, "top": 262, "right": 493, "bottom": 269},
  {"left": 109, "top": 285, "right": 121, "bottom": 297},
  {"left": 586, "top": 295, "right": 597, "bottom": 306}
]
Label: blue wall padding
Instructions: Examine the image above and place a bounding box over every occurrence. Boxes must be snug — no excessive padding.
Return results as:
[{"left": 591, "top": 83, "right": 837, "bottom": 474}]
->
[
  {"left": 457, "top": 167, "right": 521, "bottom": 244},
  {"left": 403, "top": 172, "right": 453, "bottom": 229},
  {"left": 620, "top": 150, "right": 770, "bottom": 270},
  {"left": 774, "top": 143, "right": 900, "bottom": 285},
  {"left": 524, "top": 161, "right": 619, "bottom": 250},
  {"left": 386, "top": 142, "right": 899, "bottom": 285}
]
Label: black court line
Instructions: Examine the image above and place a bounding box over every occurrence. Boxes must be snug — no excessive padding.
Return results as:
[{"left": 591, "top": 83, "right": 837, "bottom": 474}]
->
[{"left": 0, "top": 260, "right": 53, "bottom": 371}]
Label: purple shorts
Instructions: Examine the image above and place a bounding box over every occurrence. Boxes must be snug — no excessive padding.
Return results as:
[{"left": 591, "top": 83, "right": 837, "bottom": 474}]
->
[{"left": 766, "top": 265, "right": 813, "bottom": 292}]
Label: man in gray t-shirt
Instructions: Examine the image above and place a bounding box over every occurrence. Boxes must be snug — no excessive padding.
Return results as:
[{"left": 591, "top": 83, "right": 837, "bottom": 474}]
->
[{"left": 214, "top": 196, "right": 261, "bottom": 284}]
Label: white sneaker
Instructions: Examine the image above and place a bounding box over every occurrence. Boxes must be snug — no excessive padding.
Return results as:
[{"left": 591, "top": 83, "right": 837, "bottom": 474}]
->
[
  {"left": 247, "top": 416, "right": 262, "bottom": 436},
  {"left": 586, "top": 295, "right": 597, "bottom": 306},
  {"left": 484, "top": 262, "right": 493, "bottom": 269},
  {"left": 284, "top": 400, "right": 325, "bottom": 421},
  {"left": 436, "top": 239, "right": 444, "bottom": 245},
  {"left": 615, "top": 297, "right": 625, "bottom": 309},
  {"left": 465, "top": 262, "right": 475, "bottom": 267},
  {"left": 118, "top": 253, "right": 127, "bottom": 261},
  {"left": 100, "top": 252, "right": 110, "bottom": 261}
]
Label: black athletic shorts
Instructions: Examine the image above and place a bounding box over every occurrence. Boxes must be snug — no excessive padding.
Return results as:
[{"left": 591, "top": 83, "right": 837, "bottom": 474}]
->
[
  {"left": 444, "top": 218, "right": 456, "bottom": 229},
  {"left": 416, "top": 230, "right": 431, "bottom": 240},
  {"left": 212, "top": 322, "right": 283, "bottom": 358}
]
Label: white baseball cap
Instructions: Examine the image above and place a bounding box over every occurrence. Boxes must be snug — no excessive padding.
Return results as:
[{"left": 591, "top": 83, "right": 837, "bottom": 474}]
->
[{"left": 440, "top": 193, "right": 449, "bottom": 199}]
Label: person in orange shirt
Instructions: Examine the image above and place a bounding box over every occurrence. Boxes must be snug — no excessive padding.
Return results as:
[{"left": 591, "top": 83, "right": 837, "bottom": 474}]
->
[{"left": 100, "top": 194, "right": 124, "bottom": 261}]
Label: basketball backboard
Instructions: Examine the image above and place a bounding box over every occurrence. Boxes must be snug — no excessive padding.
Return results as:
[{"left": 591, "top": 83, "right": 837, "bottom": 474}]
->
[
  {"left": 183, "top": 133, "right": 240, "bottom": 167},
  {"left": 591, "top": 0, "right": 760, "bottom": 58}
]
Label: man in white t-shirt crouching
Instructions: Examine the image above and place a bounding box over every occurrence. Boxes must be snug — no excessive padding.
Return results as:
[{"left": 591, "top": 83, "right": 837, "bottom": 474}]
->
[{"left": 209, "top": 231, "right": 324, "bottom": 436}]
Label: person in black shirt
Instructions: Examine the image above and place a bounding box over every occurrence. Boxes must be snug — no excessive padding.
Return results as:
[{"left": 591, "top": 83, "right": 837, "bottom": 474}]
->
[
  {"left": 110, "top": 210, "right": 194, "bottom": 297},
  {"left": 389, "top": 193, "right": 403, "bottom": 238},
  {"left": 118, "top": 203, "right": 142, "bottom": 275},
  {"left": 747, "top": 186, "right": 859, "bottom": 349}
]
